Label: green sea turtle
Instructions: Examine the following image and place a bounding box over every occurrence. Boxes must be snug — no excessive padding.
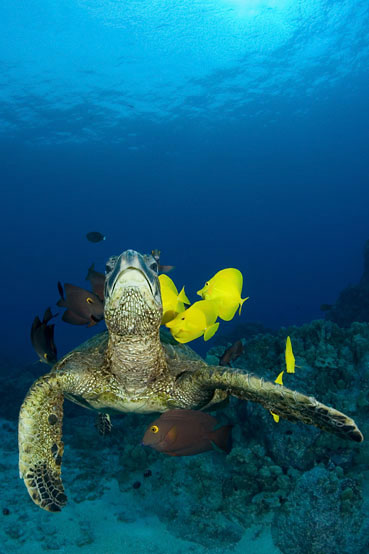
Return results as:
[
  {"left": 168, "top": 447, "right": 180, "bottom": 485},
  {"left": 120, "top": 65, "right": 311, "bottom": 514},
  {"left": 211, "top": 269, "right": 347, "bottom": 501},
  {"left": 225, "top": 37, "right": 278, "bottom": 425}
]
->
[{"left": 18, "top": 250, "right": 364, "bottom": 512}]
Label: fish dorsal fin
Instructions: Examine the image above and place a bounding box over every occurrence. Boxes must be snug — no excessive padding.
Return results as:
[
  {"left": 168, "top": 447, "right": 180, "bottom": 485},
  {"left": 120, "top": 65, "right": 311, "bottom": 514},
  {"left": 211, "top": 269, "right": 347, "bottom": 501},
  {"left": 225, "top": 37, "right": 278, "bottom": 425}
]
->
[
  {"left": 159, "top": 274, "right": 178, "bottom": 295},
  {"left": 213, "top": 268, "right": 243, "bottom": 290}
]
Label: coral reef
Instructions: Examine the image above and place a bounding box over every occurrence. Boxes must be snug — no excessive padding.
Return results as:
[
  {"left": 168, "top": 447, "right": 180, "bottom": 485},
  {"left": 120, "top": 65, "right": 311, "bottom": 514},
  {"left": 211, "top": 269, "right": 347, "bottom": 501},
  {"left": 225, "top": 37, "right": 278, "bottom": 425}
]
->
[
  {"left": 3, "top": 319, "right": 369, "bottom": 552},
  {"left": 272, "top": 467, "right": 368, "bottom": 554}
]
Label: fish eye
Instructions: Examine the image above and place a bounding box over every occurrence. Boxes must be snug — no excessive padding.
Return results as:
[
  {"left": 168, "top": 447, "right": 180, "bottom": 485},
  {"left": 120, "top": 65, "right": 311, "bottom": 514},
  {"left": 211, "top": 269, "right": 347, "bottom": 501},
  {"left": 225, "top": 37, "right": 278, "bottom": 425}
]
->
[
  {"left": 150, "top": 261, "right": 158, "bottom": 273},
  {"left": 86, "top": 297, "right": 94, "bottom": 304},
  {"left": 151, "top": 425, "right": 159, "bottom": 434},
  {"left": 205, "top": 282, "right": 209, "bottom": 286},
  {"left": 43, "top": 353, "right": 48, "bottom": 360}
]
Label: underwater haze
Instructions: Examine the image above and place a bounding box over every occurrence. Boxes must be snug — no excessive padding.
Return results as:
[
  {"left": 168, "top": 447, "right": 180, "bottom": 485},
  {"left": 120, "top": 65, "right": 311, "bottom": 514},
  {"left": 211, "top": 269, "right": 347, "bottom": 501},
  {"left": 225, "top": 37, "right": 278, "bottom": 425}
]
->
[{"left": 1, "top": 1, "right": 369, "bottom": 553}]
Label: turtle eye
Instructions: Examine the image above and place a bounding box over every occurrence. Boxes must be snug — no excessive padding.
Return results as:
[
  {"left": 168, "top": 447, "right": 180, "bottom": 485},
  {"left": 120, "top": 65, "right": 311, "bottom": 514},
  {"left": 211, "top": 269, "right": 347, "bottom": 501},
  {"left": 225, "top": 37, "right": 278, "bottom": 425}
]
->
[{"left": 151, "top": 425, "right": 159, "bottom": 434}]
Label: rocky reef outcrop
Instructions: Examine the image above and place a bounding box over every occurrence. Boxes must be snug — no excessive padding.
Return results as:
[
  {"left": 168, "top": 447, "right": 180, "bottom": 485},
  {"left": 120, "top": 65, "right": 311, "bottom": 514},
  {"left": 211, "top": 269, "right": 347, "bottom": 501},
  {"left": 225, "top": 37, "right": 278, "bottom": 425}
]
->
[{"left": 322, "top": 239, "right": 369, "bottom": 327}]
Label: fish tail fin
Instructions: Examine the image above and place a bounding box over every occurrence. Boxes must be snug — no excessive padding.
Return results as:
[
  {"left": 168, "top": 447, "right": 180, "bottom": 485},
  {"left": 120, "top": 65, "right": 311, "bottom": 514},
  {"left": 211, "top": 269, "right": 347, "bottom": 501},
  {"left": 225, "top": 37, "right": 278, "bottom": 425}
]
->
[
  {"left": 57, "top": 281, "right": 65, "bottom": 299},
  {"left": 275, "top": 370, "right": 284, "bottom": 385},
  {"left": 209, "top": 424, "right": 233, "bottom": 454},
  {"left": 203, "top": 322, "right": 219, "bottom": 341},
  {"left": 57, "top": 282, "right": 67, "bottom": 307},
  {"left": 177, "top": 287, "right": 190, "bottom": 305},
  {"left": 238, "top": 296, "right": 249, "bottom": 316},
  {"left": 85, "top": 262, "right": 95, "bottom": 281},
  {"left": 43, "top": 307, "right": 58, "bottom": 323}
]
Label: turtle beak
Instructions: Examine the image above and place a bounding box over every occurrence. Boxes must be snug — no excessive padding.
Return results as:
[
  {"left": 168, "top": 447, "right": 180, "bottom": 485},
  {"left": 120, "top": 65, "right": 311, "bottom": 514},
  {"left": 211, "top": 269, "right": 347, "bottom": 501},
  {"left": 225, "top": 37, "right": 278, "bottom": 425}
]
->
[
  {"left": 103, "top": 249, "right": 162, "bottom": 336},
  {"left": 104, "top": 249, "right": 160, "bottom": 302}
]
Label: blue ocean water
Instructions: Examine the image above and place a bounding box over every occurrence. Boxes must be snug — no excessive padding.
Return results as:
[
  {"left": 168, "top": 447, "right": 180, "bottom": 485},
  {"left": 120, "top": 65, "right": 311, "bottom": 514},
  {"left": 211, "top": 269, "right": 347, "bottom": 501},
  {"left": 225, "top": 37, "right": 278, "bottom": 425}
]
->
[{"left": 1, "top": 1, "right": 369, "bottom": 553}]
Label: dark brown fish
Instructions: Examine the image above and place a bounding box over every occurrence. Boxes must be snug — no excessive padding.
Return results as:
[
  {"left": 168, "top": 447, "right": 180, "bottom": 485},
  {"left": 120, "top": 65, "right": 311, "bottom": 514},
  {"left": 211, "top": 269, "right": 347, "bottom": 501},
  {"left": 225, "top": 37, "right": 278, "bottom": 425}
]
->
[
  {"left": 30, "top": 307, "right": 58, "bottom": 365},
  {"left": 86, "top": 231, "right": 106, "bottom": 243},
  {"left": 151, "top": 249, "right": 174, "bottom": 274},
  {"left": 85, "top": 263, "right": 105, "bottom": 301},
  {"left": 142, "top": 409, "right": 232, "bottom": 456},
  {"left": 57, "top": 282, "right": 104, "bottom": 327},
  {"left": 219, "top": 340, "right": 244, "bottom": 367}
]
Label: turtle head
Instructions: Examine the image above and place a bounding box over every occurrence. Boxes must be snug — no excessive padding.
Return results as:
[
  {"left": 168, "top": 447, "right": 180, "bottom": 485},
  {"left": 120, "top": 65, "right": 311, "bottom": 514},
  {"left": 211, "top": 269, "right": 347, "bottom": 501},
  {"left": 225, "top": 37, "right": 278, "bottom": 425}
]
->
[{"left": 104, "top": 249, "right": 162, "bottom": 337}]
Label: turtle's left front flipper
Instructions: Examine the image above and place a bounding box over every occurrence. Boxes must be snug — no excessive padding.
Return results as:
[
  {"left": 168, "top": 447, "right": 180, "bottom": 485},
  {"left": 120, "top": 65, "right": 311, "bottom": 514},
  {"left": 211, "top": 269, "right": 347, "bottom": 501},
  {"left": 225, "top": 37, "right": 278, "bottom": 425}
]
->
[
  {"left": 18, "top": 373, "right": 67, "bottom": 512},
  {"left": 174, "top": 365, "right": 364, "bottom": 443}
]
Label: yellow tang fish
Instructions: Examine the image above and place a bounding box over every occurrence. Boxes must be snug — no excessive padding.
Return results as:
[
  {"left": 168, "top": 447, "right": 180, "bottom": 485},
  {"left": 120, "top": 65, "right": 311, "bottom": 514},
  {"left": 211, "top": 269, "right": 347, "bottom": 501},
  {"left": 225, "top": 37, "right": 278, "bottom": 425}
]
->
[
  {"left": 271, "top": 371, "right": 284, "bottom": 423},
  {"left": 271, "top": 337, "right": 296, "bottom": 423},
  {"left": 159, "top": 274, "right": 190, "bottom": 325},
  {"left": 285, "top": 335, "right": 295, "bottom": 373},
  {"left": 165, "top": 300, "right": 219, "bottom": 344},
  {"left": 197, "top": 268, "right": 249, "bottom": 321}
]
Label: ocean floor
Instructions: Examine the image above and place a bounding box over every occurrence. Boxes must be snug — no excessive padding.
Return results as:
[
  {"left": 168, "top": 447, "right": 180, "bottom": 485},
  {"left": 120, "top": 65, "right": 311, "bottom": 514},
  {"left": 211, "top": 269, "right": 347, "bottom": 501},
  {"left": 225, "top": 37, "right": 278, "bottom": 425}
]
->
[{"left": 0, "top": 416, "right": 280, "bottom": 554}]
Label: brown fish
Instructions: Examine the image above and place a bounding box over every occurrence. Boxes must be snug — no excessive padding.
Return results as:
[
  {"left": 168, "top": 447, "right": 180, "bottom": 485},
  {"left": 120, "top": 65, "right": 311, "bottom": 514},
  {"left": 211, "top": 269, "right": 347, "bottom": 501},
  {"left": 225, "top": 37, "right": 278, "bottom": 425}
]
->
[
  {"left": 151, "top": 249, "right": 174, "bottom": 274},
  {"left": 30, "top": 307, "right": 58, "bottom": 365},
  {"left": 142, "top": 409, "right": 232, "bottom": 456},
  {"left": 57, "top": 282, "right": 104, "bottom": 327},
  {"left": 86, "top": 231, "right": 106, "bottom": 243},
  {"left": 85, "top": 263, "right": 105, "bottom": 301},
  {"left": 219, "top": 340, "right": 244, "bottom": 367}
]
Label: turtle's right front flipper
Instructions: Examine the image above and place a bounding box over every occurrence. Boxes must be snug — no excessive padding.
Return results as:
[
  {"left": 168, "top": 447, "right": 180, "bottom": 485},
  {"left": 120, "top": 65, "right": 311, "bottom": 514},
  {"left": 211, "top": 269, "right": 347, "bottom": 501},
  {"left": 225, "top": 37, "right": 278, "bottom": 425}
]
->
[
  {"left": 18, "top": 373, "right": 67, "bottom": 512},
  {"left": 174, "top": 364, "right": 364, "bottom": 443}
]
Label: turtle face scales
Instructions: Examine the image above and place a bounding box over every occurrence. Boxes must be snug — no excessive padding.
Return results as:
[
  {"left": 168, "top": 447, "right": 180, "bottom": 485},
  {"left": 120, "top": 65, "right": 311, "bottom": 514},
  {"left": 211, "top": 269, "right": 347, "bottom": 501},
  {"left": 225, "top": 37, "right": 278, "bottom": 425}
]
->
[{"left": 104, "top": 249, "right": 162, "bottom": 337}]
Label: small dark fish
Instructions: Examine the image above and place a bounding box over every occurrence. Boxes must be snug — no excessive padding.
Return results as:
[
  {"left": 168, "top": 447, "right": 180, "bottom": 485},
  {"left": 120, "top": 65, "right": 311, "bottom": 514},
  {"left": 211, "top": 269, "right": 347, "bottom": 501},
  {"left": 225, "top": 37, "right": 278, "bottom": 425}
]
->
[
  {"left": 85, "top": 263, "right": 105, "bottom": 301},
  {"left": 86, "top": 231, "right": 106, "bottom": 243},
  {"left": 151, "top": 249, "right": 161, "bottom": 264},
  {"left": 219, "top": 340, "right": 244, "bottom": 367},
  {"left": 320, "top": 303, "right": 333, "bottom": 312},
  {"left": 30, "top": 307, "right": 58, "bottom": 365},
  {"left": 151, "top": 249, "right": 174, "bottom": 274},
  {"left": 57, "top": 282, "right": 104, "bottom": 327},
  {"left": 142, "top": 409, "right": 232, "bottom": 456}
]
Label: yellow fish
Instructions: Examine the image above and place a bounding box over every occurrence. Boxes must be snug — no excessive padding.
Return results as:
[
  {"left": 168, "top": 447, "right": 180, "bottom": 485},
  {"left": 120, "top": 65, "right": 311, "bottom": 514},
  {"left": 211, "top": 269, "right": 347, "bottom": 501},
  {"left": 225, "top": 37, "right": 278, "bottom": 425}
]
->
[
  {"left": 271, "top": 337, "right": 295, "bottom": 423},
  {"left": 159, "top": 274, "right": 190, "bottom": 325},
  {"left": 197, "top": 268, "right": 248, "bottom": 321},
  {"left": 271, "top": 371, "right": 284, "bottom": 422},
  {"left": 166, "top": 300, "right": 219, "bottom": 344},
  {"left": 285, "top": 335, "right": 295, "bottom": 373}
]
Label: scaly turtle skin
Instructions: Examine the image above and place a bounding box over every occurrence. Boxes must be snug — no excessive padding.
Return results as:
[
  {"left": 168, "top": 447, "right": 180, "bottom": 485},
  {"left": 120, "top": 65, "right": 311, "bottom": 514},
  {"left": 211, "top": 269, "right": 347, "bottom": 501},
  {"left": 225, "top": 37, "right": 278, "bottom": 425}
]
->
[{"left": 18, "top": 250, "right": 364, "bottom": 512}]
